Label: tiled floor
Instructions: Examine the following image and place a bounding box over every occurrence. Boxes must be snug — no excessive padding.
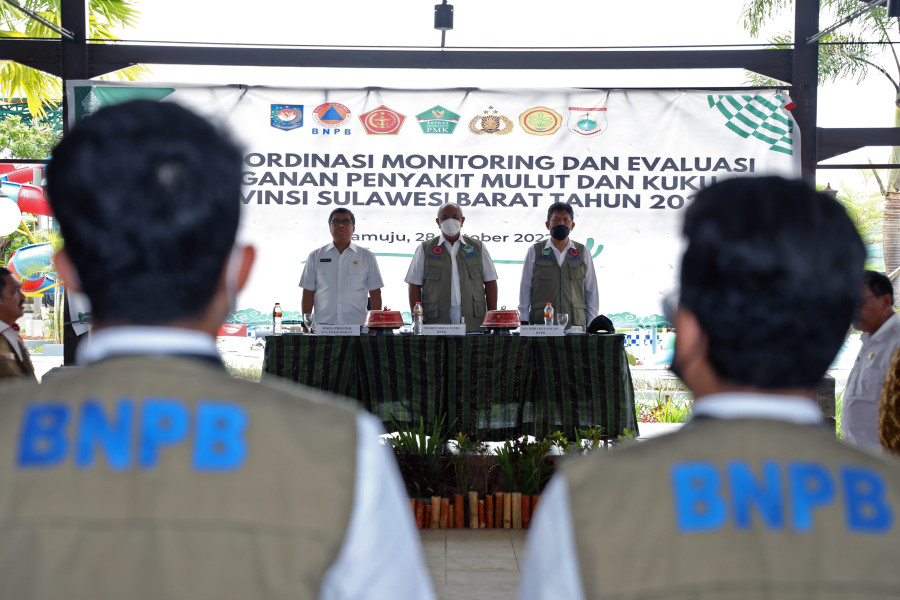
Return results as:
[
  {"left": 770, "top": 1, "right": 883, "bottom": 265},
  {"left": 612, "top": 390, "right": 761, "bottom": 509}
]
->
[{"left": 420, "top": 529, "right": 528, "bottom": 600}]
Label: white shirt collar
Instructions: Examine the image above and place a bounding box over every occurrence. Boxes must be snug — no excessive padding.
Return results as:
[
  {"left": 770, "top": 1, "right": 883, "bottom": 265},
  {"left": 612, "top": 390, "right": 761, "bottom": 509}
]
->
[
  {"left": 326, "top": 242, "right": 358, "bottom": 254},
  {"left": 77, "top": 326, "right": 218, "bottom": 365},
  {"left": 691, "top": 392, "right": 823, "bottom": 425},
  {"left": 543, "top": 238, "right": 573, "bottom": 251},
  {"left": 0, "top": 319, "right": 15, "bottom": 334},
  {"left": 865, "top": 312, "right": 900, "bottom": 344},
  {"left": 439, "top": 234, "right": 463, "bottom": 248}
]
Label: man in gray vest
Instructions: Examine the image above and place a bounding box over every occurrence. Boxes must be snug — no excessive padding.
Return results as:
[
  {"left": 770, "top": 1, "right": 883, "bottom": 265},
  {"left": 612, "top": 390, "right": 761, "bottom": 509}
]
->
[
  {"left": 405, "top": 203, "right": 498, "bottom": 332},
  {"left": 517, "top": 202, "right": 598, "bottom": 329},
  {"left": 0, "top": 100, "right": 434, "bottom": 600},
  {"left": 519, "top": 176, "right": 900, "bottom": 600}
]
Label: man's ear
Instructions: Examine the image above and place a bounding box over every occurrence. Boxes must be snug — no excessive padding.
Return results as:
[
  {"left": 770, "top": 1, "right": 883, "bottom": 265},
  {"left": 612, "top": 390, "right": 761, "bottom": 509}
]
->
[
  {"left": 673, "top": 308, "right": 703, "bottom": 357},
  {"left": 53, "top": 249, "right": 82, "bottom": 294}
]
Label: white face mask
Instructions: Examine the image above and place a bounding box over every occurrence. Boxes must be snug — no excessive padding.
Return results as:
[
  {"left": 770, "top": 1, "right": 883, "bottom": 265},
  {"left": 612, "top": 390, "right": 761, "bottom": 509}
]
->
[{"left": 440, "top": 218, "right": 462, "bottom": 237}]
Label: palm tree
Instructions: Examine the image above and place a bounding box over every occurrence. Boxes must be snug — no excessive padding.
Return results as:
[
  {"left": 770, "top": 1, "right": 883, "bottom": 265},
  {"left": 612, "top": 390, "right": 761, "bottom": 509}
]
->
[
  {"left": 742, "top": 0, "right": 900, "bottom": 295},
  {"left": 0, "top": 0, "right": 148, "bottom": 119}
]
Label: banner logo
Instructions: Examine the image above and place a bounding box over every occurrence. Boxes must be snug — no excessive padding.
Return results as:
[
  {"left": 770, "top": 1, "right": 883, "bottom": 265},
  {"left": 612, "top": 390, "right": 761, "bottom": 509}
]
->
[
  {"left": 567, "top": 107, "right": 607, "bottom": 137},
  {"left": 416, "top": 105, "right": 460, "bottom": 134},
  {"left": 469, "top": 106, "right": 514, "bottom": 135},
  {"left": 708, "top": 94, "right": 794, "bottom": 155},
  {"left": 519, "top": 106, "right": 563, "bottom": 136},
  {"left": 359, "top": 105, "right": 406, "bottom": 135},
  {"left": 313, "top": 103, "right": 351, "bottom": 127},
  {"left": 270, "top": 104, "right": 303, "bottom": 131}
]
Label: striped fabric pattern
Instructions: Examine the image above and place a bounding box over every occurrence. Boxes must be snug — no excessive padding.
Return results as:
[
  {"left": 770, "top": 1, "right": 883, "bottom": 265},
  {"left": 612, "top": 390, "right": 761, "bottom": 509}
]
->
[{"left": 708, "top": 94, "right": 794, "bottom": 155}]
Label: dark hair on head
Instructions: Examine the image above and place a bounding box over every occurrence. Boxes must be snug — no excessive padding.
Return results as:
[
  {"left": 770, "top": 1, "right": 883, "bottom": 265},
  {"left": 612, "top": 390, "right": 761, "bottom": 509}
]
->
[
  {"left": 0, "top": 267, "right": 10, "bottom": 295},
  {"left": 679, "top": 176, "right": 865, "bottom": 390},
  {"left": 46, "top": 100, "right": 243, "bottom": 325},
  {"left": 329, "top": 208, "right": 355, "bottom": 225},
  {"left": 863, "top": 270, "right": 893, "bottom": 304},
  {"left": 547, "top": 202, "right": 574, "bottom": 222}
]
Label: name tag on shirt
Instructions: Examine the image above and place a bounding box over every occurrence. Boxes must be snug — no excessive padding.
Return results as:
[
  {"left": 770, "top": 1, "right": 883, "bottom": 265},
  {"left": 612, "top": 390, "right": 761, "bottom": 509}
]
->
[{"left": 319, "top": 258, "right": 332, "bottom": 263}]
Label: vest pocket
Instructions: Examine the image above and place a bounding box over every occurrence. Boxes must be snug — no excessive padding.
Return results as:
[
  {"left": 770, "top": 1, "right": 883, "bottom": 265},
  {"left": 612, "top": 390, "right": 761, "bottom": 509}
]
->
[
  {"left": 472, "top": 298, "right": 486, "bottom": 319},
  {"left": 567, "top": 261, "right": 587, "bottom": 280},
  {"left": 465, "top": 263, "right": 484, "bottom": 280}
]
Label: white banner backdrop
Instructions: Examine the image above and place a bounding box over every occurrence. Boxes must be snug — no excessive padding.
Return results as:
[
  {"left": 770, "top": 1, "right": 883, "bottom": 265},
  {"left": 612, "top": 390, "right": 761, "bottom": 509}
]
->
[{"left": 67, "top": 83, "right": 799, "bottom": 327}]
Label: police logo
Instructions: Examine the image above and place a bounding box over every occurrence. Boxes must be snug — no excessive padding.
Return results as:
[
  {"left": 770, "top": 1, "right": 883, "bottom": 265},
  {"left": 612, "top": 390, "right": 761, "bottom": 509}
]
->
[
  {"left": 469, "top": 106, "right": 514, "bottom": 135},
  {"left": 567, "top": 106, "right": 608, "bottom": 137},
  {"left": 417, "top": 105, "right": 460, "bottom": 134},
  {"left": 270, "top": 104, "right": 303, "bottom": 131},
  {"left": 359, "top": 105, "right": 406, "bottom": 135},
  {"left": 313, "top": 102, "right": 351, "bottom": 127},
  {"left": 519, "top": 106, "right": 563, "bottom": 136}
]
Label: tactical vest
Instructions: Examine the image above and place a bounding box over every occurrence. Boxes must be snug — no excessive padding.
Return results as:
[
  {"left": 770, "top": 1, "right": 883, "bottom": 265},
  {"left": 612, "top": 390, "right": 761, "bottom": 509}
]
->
[
  {"left": 564, "top": 417, "right": 900, "bottom": 599},
  {"left": 422, "top": 235, "right": 487, "bottom": 332},
  {"left": 0, "top": 356, "right": 357, "bottom": 600},
  {"left": 528, "top": 240, "right": 587, "bottom": 328},
  {"left": 0, "top": 333, "right": 36, "bottom": 381}
]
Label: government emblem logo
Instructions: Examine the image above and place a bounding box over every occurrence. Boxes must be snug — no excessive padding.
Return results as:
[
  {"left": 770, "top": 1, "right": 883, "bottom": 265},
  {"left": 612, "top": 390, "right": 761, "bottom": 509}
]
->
[
  {"left": 519, "top": 106, "right": 562, "bottom": 136},
  {"left": 359, "top": 105, "right": 406, "bottom": 135},
  {"left": 312, "top": 102, "right": 351, "bottom": 127},
  {"left": 567, "top": 106, "right": 608, "bottom": 137},
  {"left": 270, "top": 104, "right": 303, "bottom": 131},
  {"left": 417, "top": 105, "right": 460, "bottom": 134},
  {"left": 469, "top": 106, "right": 514, "bottom": 135}
]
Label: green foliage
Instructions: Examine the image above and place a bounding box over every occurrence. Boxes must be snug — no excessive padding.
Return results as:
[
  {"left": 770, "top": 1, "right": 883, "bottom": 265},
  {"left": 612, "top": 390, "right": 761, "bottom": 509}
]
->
[
  {"left": 493, "top": 437, "right": 555, "bottom": 495},
  {"left": 638, "top": 388, "right": 693, "bottom": 423},
  {"left": 388, "top": 416, "right": 448, "bottom": 498},
  {"left": 448, "top": 432, "right": 497, "bottom": 495},
  {"left": 0, "top": 113, "right": 58, "bottom": 159},
  {"left": 574, "top": 425, "right": 606, "bottom": 453},
  {"left": 832, "top": 184, "right": 884, "bottom": 245},
  {"left": 835, "top": 388, "right": 844, "bottom": 439}
]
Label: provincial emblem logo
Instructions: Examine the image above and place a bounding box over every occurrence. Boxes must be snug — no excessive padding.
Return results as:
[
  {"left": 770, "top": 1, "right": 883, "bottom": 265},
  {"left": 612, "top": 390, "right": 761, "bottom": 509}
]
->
[
  {"left": 417, "top": 105, "right": 461, "bottom": 134},
  {"left": 519, "top": 106, "right": 563, "bottom": 136},
  {"left": 313, "top": 102, "right": 352, "bottom": 127},
  {"left": 270, "top": 104, "right": 303, "bottom": 131},
  {"left": 567, "top": 106, "right": 608, "bottom": 137},
  {"left": 359, "top": 105, "right": 406, "bottom": 135},
  {"left": 469, "top": 106, "right": 514, "bottom": 135}
]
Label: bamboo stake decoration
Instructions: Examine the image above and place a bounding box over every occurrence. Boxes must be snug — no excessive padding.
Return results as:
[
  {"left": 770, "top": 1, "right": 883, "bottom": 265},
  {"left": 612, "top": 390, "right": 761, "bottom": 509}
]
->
[
  {"left": 485, "top": 495, "right": 494, "bottom": 529},
  {"left": 521, "top": 494, "right": 531, "bottom": 529},
  {"left": 468, "top": 491, "right": 479, "bottom": 529},
  {"left": 415, "top": 499, "right": 425, "bottom": 529},
  {"left": 511, "top": 492, "right": 522, "bottom": 529},
  {"left": 494, "top": 492, "right": 504, "bottom": 528},
  {"left": 424, "top": 506, "right": 431, "bottom": 529},
  {"left": 431, "top": 496, "right": 441, "bottom": 529},
  {"left": 440, "top": 498, "right": 450, "bottom": 529},
  {"left": 454, "top": 494, "right": 465, "bottom": 529},
  {"left": 478, "top": 500, "right": 486, "bottom": 528},
  {"left": 409, "top": 498, "right": 415, "bottom": 519},
  {"left": 531, "top": 495, "right": 541, "bottom": 517},
  {"left": 503, "top": 492, "right": 512, "bottom": 529}
]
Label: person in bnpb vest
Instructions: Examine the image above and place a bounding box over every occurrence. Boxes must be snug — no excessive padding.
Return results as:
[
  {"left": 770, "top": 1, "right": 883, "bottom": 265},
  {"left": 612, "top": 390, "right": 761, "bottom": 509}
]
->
[
  {"left": 517, "top": 202, "right": 598, "bottom": 329},
  {"left": 842, "top": 271, "right": 900, "bottom": 450},
  {"left": 0, "top": 267, "right": 36, "bottom": 380},
  {"left": 519, "top": 176, "right": 900, "bottom": 600},
  {"left": 0, "top": 100, "right": 435, "bottom": 600},
  {"left": 299, "top": 208, "right": 384, "bottom": 326},
  {"left": 405, "top": 202, "right": 498, "bottom": 332}
]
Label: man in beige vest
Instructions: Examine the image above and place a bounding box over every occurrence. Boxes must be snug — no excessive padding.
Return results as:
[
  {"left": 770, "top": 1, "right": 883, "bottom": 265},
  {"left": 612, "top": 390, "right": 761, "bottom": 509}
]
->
[
  {"left": 405, "top": 203, "right": 498, "bottom": 332},
  {"left": 519, "top": 176, "right": 900, "bottom": 600},
  {"left": 0, "top": 267, "right": 36, "bottom": 381},
  {"left": 0, "top": 100, "right": 434, "bottom": 600},
  {"left": 517, "top": 202, "right": 598, "bottom": 329}
]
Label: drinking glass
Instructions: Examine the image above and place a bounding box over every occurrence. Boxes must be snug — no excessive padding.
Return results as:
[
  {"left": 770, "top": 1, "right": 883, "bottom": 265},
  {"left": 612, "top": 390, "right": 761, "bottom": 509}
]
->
[
  {"left": 303, "top": 313, "right": 315, "bottom": 334},
  {"left": 557, "top": 313, "right": 569, "bottom": 329}
]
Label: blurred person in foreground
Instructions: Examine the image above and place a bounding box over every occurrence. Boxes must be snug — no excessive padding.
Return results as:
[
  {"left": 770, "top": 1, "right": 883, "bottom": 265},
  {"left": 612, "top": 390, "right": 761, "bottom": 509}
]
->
[
  {"left": 0, "top": 100, "right": 434, "bottom": 600},
  {"left": 519, "top": 176, "right": 900, "bottom": 600}
]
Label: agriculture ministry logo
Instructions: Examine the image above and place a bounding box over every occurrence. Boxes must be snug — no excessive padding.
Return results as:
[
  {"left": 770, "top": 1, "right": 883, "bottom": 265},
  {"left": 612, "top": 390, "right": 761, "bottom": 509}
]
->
[
  {"left": 359, "top": 105, "right": 406, "bottom": 135},
  {"left": 417, "top": 105, "right": 460, "bottom": 134},
  {"left": 469, "top": 106, "right": 513, "bottom": 135},
  {"left": 270, "top": 104, "right": 303, "bottom": 131},
  {"left": 567, "top": 107, "right": 607, "bottom": 137},
  {"left": 312, "top": 103, "right": 351, "bottom": 127},
  {"left": 708, "top": 93, "right": 794, "bottom": 155},
  {"left": 519, "top": 106, "right": 562, "bottom": 136}
]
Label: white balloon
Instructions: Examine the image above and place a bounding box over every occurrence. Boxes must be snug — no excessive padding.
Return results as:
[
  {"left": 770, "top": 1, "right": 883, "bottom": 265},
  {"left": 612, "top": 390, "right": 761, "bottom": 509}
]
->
[{"left": 0, "top": 198, "right": 22, "bottom": 236}]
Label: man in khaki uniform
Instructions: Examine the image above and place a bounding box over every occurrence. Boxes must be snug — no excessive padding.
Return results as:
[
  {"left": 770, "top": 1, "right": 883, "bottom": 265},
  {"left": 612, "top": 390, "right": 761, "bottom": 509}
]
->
[
  {"left": 0, "top": 267, "right": 36, "bottom": 380},
  {"left": 0, "top": 100, "right": 434, "bottom": 600},
  {"left": 519, "top": 176, "right": 900, "bottom": 600},
  {"left": 405, "top": 203, "right": 498, "bottom": 332}
]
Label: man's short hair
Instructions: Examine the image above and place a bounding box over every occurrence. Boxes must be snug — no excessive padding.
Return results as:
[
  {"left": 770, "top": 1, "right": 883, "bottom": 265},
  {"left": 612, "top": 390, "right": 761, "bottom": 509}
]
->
[
  {"left": 328, "top": 208, "right": 355, "bottom": 225},
  {"left": 46, "top": 100, "right": 243, "bottom": 325},
  {"left": 864, "top": 270, "right": 893, "bottom": 304},
  {"left": 546, "top": 202, "right": 574, "bottom": 222},
  {"left": 679, "top": 176, "right": 865, "bottom": 389},
  {"left": 0, "top": 267, "right": 11, "bottom": 295}
]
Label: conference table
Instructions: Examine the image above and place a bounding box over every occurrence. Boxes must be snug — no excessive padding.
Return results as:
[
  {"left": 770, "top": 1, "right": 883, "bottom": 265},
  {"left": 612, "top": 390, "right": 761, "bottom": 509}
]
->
[{"left": 263, "top": 333, "right": 638, "bottom": 442}]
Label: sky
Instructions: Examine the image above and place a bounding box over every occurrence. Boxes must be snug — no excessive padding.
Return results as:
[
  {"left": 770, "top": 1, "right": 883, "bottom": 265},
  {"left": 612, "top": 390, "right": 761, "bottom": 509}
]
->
[{"left": 101, "top": 0, "right": 893, "bottom": 193}]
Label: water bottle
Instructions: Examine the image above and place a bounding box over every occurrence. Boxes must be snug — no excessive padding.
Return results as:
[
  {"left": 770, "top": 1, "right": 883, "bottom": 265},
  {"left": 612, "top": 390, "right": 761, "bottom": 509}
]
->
[
  {"left": 273, "top": 302, "right": 283, "bottom": 335},
  {"left": 543, "top": 302, "right": 554, "bottom": 326},
  {"left": 413, "top": 301, "right": 424, "bottom": 335}
]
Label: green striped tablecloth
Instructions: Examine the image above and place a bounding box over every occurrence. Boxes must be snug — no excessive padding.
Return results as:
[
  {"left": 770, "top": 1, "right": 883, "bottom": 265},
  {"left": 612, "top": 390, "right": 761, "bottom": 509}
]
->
[{"left": 263, "top": 333, "right": 637, "bottom": 441}]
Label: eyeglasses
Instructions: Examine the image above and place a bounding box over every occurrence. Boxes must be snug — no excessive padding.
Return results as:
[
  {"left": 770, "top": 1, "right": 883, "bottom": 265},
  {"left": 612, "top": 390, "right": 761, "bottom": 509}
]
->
[
  {"left": 549, "top": 217, "right": 573, "bottom": 225},
  {"left": 330, "top": 218, "right": 353, "bottom": 226}
]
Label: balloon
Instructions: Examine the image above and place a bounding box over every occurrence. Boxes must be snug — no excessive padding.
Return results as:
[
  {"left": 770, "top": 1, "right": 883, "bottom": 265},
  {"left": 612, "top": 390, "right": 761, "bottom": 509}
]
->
[{"left": 0, "top": 198, "right": 22, "bottom": 236}]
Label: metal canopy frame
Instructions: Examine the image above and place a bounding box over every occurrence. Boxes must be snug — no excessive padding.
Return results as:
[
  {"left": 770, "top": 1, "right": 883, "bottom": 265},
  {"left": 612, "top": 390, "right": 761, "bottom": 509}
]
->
[{"left": 1, "top": 0, "right": 899, "bottom": 180}]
